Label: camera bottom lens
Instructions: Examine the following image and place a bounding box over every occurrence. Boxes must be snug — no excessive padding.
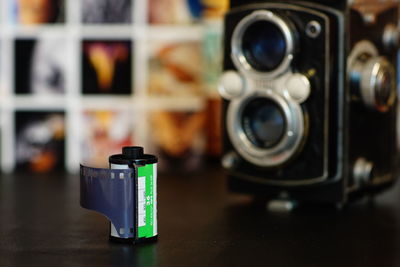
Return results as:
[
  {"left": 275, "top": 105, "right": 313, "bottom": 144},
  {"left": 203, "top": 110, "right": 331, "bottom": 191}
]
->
[
  {"left": 241, "top": 98, "right": 286, "bottom": 148},
  {"left": 227, "top": 90, "right": 305, "bottom": 167}
]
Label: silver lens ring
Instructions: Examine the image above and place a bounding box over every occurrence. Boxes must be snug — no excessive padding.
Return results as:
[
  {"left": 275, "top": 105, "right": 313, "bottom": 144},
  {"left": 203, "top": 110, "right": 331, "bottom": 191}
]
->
[
  {"left": 227, "top": 90, "right": 305, "bottom": 167},
  {"left": 231, "top": 10, "right": 295, "bottom": 78}
]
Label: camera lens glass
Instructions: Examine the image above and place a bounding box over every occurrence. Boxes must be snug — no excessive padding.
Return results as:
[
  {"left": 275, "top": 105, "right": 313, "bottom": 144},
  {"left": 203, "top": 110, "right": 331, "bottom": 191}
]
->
[
  {"left": 242, "top": 20, "right": 287, "bottom": 72},
  {"left": 241, "top": 98, "right": 286, "bottom": 148}
]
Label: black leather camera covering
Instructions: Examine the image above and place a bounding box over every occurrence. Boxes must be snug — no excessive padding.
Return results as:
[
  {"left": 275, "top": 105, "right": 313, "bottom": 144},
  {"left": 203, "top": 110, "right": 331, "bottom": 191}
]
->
[{"left": 348, "top": 8, "right": 398, "bottom": 186}]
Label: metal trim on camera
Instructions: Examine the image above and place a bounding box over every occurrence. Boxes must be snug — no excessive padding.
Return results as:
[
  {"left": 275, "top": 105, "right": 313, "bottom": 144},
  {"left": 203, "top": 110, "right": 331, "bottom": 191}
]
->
[
  {"left": 231, "top": 10, "right": 295, "bottom": 78},
  {"left": 227, "top": 90, "right": 305, "bottom": 167}
]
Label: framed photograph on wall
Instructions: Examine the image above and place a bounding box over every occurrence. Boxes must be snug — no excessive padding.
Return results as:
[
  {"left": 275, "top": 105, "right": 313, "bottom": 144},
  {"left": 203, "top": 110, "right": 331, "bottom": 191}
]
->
[
  {"left": 14, "top": 38, "right": 68, "bottom": 95},
  {"left": 80, "top": 109, "right": 136, "bottom": 167},
  {"left": 148, "top": 41, "right": 204, "bottom": 97},
  {"left": 10, "top": 0, "right": 65, "bottom": 24},
  {"left": 148, "top": 110, "right": 206, "bottom": 171},
  {"left": 82, "top": 40, "right": 133, "bottom": 95},
  {"left": 15, "top": 111, "right": 65, "bottom": 173},
  {"left": 81, "top": 0, "right": 132, "bottom": 24},
  {"left": 148, "top": 0, "right": 203, "bottom": 24}
]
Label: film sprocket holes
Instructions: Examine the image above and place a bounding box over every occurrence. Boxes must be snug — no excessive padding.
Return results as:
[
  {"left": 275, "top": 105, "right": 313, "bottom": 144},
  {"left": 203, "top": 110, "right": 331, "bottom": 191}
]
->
[
  {"left": 220, "top": 0, "right": 399, "bottom": 206},
  {"left": 80, "top": 146, "right": 158, "bottom": 243}
]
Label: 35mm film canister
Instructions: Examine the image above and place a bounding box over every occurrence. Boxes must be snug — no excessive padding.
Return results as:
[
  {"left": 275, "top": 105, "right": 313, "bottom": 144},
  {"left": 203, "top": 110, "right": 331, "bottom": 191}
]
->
[
  {"left": 109, "top": 146, "right": 158, "bottom": 243},
  {"left": 80, "top": 146, "right": 158, "bottom": 244}
]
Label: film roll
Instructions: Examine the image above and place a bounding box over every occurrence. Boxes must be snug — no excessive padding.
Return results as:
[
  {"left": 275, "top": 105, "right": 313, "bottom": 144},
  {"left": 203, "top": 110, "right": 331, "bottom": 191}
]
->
[{"left": 80, "top": 146, "right": 158, "bottom": 244}]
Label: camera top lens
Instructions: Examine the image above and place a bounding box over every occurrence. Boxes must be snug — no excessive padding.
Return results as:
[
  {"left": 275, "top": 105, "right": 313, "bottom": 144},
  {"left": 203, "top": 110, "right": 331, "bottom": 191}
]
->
[
  {"left": 241, "top": 98, "right": 286, "bottom": 148},
  {"left": 231, "top": 10, "right": 295, "bottom": 78},
  {"left": 242, "top": 20, "right": 287, "bottom": 72}
]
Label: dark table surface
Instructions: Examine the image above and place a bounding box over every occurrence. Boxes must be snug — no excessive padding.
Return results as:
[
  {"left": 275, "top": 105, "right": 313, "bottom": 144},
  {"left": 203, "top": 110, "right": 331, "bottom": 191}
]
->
[{"left": 1, "top": 164, "right": 400, "bottom": 267}]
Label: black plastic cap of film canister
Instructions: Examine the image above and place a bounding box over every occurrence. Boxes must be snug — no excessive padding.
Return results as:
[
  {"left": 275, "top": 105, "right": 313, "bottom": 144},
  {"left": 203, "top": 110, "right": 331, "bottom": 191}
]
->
[
  {"left": 122, "top": 146, "right": 144, "bottom": 159},
  {"left": 109, "top": 146, "right": 158, "bottom": 165}
]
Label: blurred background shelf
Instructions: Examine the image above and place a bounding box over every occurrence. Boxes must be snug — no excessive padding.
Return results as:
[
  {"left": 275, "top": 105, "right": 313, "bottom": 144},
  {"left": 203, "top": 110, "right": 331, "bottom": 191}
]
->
[
  {"left": 80, "top": 26, "right": 137, "bottom": 38},
  {"left": 145, "top": 96, "right": 205, "bottom": 111},
  {"left": 0, "top": 0, "right": 227, "bottom": 174},
  {"left": 13, "top": 95, "right": 67, "bottom": 110},
  {"left": 147, "top": 25, "right": 204, "bottom": 40}
]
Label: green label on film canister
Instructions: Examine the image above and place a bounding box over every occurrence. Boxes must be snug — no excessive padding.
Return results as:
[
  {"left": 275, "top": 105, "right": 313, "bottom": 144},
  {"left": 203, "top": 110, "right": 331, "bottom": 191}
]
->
[{"left": 137, "top": 163, "right": 157, "bottom": 238}]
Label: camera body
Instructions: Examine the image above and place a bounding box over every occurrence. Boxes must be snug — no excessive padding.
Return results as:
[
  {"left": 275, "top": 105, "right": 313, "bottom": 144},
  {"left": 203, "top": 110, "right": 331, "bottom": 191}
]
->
[{"left": 219, "top": 0, "right": 399, "bottom": 205}]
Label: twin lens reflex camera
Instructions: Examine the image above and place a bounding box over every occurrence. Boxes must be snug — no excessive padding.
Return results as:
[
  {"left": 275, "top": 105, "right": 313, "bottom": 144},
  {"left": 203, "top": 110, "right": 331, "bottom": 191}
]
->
[{"left": 219, "top": 0, "right": 399, "bottom": 207}]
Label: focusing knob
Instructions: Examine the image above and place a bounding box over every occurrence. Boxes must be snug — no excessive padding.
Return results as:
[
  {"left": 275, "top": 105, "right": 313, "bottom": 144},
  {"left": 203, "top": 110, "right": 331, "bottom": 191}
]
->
[
  {"left": 348, "top": 41, "right": 396, "bottom": 113},
  {"left": 358, "top": 56, "right": 396, "bottom": 112},
  {"left": 218, "top": 71, "right": 244, "bottom": 99}
]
